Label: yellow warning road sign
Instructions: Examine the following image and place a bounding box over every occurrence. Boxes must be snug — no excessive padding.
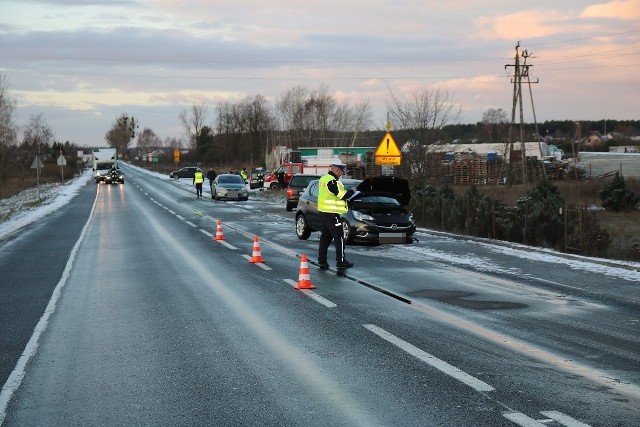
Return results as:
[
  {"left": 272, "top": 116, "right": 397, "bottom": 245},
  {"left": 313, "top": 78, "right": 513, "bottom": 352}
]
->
[{"left": 375, "top": 132, "right": 401, "bottom": 165}]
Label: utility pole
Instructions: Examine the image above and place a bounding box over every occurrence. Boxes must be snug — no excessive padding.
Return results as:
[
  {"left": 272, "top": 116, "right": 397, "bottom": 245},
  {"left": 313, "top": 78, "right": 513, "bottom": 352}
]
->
[{"left": 505, "top": 42, "right": 541, "bottom": 184}]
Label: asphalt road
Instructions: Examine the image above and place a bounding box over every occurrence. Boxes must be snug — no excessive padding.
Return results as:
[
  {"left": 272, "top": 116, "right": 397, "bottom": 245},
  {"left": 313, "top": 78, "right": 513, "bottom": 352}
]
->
[{"left": 1, "top": 164, "right": 639, "bottom": 426}]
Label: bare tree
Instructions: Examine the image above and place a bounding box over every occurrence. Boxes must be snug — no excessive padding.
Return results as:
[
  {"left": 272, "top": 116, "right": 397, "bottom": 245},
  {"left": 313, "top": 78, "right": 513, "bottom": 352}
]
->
[
  {"left": 0, "top": 74, "right": 18, "bottom": 191},
  {"left": 20, "top": 113, "right": 54, "bottom": 182},
  {"left": 347, "top": 99, "right": 374, "bottom": 147},
  {"left": 385, "top": 84, "right": 461, "bottom": 183},
  {"left": 386, "top": 84, "right": 461, "bottom": 143},
  {"left": 481, "top": 108, "right": 509, "bottom": 143},
  {"left": 275, "top": 84, "right": 372, "bottom": 147},
  {"left": 137, "top": 128, "right": 162, "bottom": 152},
  {"left": 105, "top": 113, "right": 138, "bottom": 160},
  {"left": 179, "top": 103, "right": 209, "bottom": 150},
  {"left": 276, "top": 85, "right": 309, "bottom": 144},
  {"left": 164, "top": 136, "right": 183, "bottom": 149},
  {"left": 239, "top": 94, "right": 274, "bottom": 165}
]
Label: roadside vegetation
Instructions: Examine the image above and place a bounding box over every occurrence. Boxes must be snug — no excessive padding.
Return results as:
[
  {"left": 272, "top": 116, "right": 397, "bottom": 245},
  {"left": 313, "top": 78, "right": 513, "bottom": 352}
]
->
[{"left": 2, "top": 72, "right": 639, "bottom": 262}]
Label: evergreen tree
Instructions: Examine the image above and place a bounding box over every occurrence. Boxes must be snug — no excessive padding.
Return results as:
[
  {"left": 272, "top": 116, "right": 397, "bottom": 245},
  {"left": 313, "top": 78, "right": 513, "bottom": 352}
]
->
[{"left": 600, "top": 171, "right": 640, "bottom": 212}]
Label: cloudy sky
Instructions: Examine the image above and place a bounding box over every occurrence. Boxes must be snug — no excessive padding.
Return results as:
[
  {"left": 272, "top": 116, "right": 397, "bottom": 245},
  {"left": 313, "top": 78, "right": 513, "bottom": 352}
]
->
[{"left": 1, "top": 0, "right": 638, "bottom": 148}]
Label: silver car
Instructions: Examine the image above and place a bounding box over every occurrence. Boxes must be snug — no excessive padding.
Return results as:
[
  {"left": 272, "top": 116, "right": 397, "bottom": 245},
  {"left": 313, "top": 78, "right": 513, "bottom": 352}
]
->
[{"left": 211, "top": 174, "right": 249, "bottom": 201}]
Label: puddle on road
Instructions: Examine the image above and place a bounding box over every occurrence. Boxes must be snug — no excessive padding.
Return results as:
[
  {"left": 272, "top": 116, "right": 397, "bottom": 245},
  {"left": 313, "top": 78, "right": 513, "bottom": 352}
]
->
[{"left": 408, "top": 290, "right": 527, "bottom": 310}]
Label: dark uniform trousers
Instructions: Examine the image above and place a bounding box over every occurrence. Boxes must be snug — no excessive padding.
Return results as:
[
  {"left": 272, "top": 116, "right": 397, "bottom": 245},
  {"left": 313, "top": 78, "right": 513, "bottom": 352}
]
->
[{"left": 318, "top": 211, "right": 346, "bottom": 264}]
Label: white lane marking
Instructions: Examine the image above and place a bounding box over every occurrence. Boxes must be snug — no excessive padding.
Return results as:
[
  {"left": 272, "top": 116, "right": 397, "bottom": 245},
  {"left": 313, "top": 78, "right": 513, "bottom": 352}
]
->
[
  {"left": 168, "top": 209, "right": 176, "bottom": 215},
  {"left": 200, "top": 230, "right": 214, "bottom": 238},
  {"left": 176, "top": 215, "right": 185, "bottom": 220},
  {"left": 502, "top": 412, "right": 546, "bottom": 426},
  {"left": 540, "top": 411, "right": 592, "bottom": 427},
  {"left": 186, "top": 221, "right": 197, "bottom": 228},
  {"left": 216, "top": 240, "right": 237, "bottom": 250},
  {"left": 0, "top": 186, "right": 99, "bottom": 425},
  {"left": 284, "top": 279, "right": 337, "bottom": 308},
  {"left": 363, "top": 324, "right": 495, "bottom": 392},
  {"left": 242, "top": 254, "right": 272, "bottom": 270}
]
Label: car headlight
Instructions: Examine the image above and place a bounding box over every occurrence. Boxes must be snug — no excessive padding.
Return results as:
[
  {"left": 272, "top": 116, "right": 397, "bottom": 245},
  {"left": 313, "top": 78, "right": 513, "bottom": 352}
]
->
[{"left": 352, "top": 210, "right": 374, "bottom": 222}]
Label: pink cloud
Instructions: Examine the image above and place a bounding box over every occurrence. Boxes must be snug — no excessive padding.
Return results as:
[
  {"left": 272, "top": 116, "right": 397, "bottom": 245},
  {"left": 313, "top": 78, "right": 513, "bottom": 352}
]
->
[{"left": 581, "top": 1, "right": 640, "bottom": 20}]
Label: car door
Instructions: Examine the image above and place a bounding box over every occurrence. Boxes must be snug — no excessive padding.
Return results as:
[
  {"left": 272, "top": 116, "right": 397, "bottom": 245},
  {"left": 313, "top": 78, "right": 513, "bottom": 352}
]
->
[{"left": 304, "top": 181, "right": 321, "bottom": 230}]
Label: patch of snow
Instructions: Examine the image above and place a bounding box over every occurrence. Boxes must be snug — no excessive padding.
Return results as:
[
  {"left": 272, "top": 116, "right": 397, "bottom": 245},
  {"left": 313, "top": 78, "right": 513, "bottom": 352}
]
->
[{"left": 0, "top": 170, "right": 92, "bottom": 238}]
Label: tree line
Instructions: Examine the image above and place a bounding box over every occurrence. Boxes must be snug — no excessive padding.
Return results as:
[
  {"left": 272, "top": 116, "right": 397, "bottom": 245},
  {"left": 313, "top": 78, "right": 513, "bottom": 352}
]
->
[{"left": 2, "top": 69, "right": 639, "bottom": 197}]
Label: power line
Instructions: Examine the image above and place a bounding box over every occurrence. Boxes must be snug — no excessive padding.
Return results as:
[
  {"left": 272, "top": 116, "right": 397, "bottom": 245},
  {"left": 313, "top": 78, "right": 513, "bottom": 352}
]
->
[{"left": 525, "top": 29, "right": 640, "bottom": 47}]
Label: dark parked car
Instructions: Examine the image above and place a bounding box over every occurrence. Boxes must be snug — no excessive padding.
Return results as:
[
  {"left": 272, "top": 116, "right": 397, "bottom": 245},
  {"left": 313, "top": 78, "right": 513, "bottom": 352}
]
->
[
  {"left": 286, "top": 173, "right": 322, "bottom": 211},
  {"left": 295, "top": 176, "right": 415, "bottom": 244},
  {"left": 212, "top": 173, "right": 249, "bottom": 201},
  {"left": 170, "top": 166, "right": 197, "bottom": 179}
]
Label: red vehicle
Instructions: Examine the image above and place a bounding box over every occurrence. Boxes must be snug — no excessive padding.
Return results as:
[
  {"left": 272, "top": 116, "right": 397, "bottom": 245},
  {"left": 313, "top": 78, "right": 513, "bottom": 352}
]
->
[
  {"left": 264, "top": 162, "right": 339, "bottom": 190},
  {"left": 263, "top": 163, "right": 304, "bottom": 190}
]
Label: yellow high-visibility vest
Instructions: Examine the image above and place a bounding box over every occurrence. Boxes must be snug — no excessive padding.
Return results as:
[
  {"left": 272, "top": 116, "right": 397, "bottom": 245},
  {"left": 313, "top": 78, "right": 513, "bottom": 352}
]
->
[{"left": 318, "top": 174, "right": 347, "bottom": 214}]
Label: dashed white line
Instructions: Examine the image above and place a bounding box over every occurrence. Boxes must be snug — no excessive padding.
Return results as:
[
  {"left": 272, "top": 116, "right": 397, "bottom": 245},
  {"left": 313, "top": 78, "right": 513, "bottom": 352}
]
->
[
  {"left": 176, "top": 215, "right": 185, "bottom": 220},
  {"left": 242, "top": 255, "right": 272, "bottom": 270},
  {"left": 502, "top": 412, "right": 546, "bottom": 426},
  {"left": 540, "top": 411, "right": 592, "bottom": 427},
  {"left": 284, "top": 279, "right": 337, "bottom": 307},
  {"left": 216, "top": 240, "right": 237, "bottom": 250},
  {"left": 185, "top": 221, "right": 197, "bottom": 228},
  {"left": 363, "top": 324, "right": 495, "bottom": 392},
  {"left": 200, "top": 230, "right": 214, "bottom": 238}
]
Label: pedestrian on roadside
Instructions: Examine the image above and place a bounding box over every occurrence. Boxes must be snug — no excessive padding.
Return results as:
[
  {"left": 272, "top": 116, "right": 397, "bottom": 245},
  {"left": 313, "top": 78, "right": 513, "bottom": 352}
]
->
[
  {"left": 193, "top": 168, "right": 204, "bottom": 198},
  {"left": 206, "top": 167, "right": 217, "bottom": 197},
  {"left": 317, "top": 162, "right": 359, "bottom": 272}
]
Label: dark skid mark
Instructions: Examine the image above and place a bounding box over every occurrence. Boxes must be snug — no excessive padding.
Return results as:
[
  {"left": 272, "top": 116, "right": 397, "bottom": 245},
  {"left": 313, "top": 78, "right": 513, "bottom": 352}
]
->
[{"left": 408, "top": 290, "right": 527, "bottom": 311}]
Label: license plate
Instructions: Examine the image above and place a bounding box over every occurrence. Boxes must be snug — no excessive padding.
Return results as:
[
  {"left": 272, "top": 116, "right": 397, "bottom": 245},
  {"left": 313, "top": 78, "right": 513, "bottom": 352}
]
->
[{"left": 379, "top": 232, "right": 406, "bottom": 243}]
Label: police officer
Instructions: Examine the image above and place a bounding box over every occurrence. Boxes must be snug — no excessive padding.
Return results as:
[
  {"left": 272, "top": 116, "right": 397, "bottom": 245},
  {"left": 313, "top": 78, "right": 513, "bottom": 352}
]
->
[
  {"left": 317, "top": 162, "right": 359, "bottom": 272},
  {"left": 240, "top": 167, "right": 248, "bottom": 183},
  {"left": 193, "top": 168, "right": 204, "bottom": 198}
]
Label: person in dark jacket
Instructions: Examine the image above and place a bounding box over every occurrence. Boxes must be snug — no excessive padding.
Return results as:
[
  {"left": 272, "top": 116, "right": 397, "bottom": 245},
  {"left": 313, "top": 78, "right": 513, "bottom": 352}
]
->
[{"left": 206, "top": 167, "right": 217, "bottom": 197}]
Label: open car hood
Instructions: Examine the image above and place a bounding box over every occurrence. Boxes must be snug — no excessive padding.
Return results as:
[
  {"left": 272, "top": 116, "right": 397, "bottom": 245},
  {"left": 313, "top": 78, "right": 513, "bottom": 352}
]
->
[{"left": 355, "top": 176, "right": 411, "bottom": 206}]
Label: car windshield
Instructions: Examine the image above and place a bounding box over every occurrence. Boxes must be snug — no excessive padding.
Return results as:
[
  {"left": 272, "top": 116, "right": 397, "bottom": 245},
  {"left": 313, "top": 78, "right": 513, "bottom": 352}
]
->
[{"left": 219, "top": 175, "right": 244, "bottom": 184}]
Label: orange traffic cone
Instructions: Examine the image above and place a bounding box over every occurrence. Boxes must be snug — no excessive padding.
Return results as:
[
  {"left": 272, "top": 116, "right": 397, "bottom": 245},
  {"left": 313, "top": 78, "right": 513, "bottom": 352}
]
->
[
  {"left": 248, "top": 236, "right": 265, "bottom": 263},
  {"left": 215, "top": 220, "right": 225, "bottom": 241},
  {"left": 295, "top": 255, "right": 316, "bottom": 289}
]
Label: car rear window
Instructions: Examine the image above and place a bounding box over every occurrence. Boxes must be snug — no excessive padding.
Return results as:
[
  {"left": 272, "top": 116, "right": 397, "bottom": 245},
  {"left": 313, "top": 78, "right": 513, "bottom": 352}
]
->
[
  {"left": 290, "top": 176, "right": 319, "bottom": 187},
  {"left": 219, "top": 175, "right": 244, "bottom": 184}
]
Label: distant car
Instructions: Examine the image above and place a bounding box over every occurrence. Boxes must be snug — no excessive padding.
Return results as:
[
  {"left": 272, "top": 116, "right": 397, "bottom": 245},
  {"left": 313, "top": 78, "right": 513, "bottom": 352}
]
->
[
  {"left": 249, "top": 168, "right": 267, "bottom": 189},
  {"left": 170, "top": 166, "right": 197, "bottom": 179},
  {"left": 104, "top": 168, "right": 124, "bottom": 185},
  {"left": 211, "top": 174, "right": 249, "bottom": 201},
  {"left": 295, "top": 176, "right": 415, "bottom": 244},
  {"left": 286, "top": 174, "right": 322, "bottom": 211}
]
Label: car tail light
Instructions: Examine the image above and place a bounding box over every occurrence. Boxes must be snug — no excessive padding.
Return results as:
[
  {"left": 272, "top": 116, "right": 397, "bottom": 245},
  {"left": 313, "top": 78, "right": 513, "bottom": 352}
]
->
[{"left": 287, "top": 189, "right": 293, "bottom": 196}]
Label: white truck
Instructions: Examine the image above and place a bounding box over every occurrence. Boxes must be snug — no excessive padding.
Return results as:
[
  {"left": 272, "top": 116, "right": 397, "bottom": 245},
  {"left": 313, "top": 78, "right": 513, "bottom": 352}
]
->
[{"left": 92, "top": 148, "right": 117, "bottom": 183}]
